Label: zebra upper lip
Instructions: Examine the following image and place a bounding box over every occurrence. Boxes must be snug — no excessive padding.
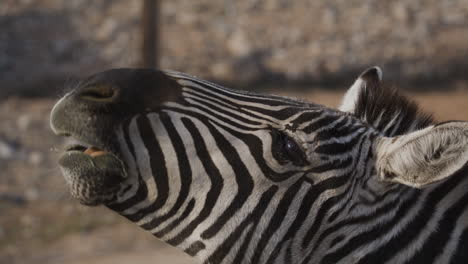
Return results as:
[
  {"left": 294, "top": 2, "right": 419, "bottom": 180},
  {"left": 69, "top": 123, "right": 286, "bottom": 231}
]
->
[{"left": 65, "top": 144, "right": 87, "bottom": 152}]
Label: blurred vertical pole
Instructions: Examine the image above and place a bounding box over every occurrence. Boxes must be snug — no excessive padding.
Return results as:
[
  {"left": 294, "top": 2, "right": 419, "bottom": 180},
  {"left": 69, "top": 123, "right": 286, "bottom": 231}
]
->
[{"left": 141, "top": 0, "right": 160, "bottom": 68}]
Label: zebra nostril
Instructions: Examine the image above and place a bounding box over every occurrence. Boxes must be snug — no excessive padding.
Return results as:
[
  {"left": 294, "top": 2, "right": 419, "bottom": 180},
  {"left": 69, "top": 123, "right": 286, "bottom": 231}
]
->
[{"left": 79, "top": 84, "right": 118, "bottom": 102}]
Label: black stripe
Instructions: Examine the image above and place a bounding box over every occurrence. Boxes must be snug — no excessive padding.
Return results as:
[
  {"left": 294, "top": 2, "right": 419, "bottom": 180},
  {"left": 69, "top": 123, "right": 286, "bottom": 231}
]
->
[
  {"left": 205, "top": 186, "right": 278, "bottom": 264},
  {"left": 264, "top": 180, "right": 328, "bottom": 264},
  {"left": 329, "top": 235, "right": 345, "bottom": 249},
  {"left": 301, "top": 173, "right": 354, "bottom": 248},
  {"left": 407, "top": 171, "right": 468, "bottom": 263},
  {"left": 227, "top": 128, "right": 300, "bottom": 182},
  {"left": 140, "top": 112, "right": 192, "bottom": 230},
  {"left": 284, "top": 239, "right": 294, "bottom": 263},
  {"left": 314, "top": 121, "right": 364, "bottom": 143},
  {"left": 107, "top": 119, "right": 148, "bottom": 212},
  {"left": 185, "top": 88, "right": 289, "bottom": 125},
  {"left": 303, "top": 114, "right": 337, "bottom": 134},
  {"left": 180, "top": 78, "right": 307, "bottom": 120},
  {"left": 183, "top": 88, "right": 240, "bottom": 111},
  {"left": 307, "top": 156, "right": 353, "bottom": 174},
  {"left": 154, "top": 198, "right": 195, "bottom": 238},
  {"left": 251, "top": 180, "right": 304, "bottom": 263},
  {"left": 314, "top": 133, "right": 363, "bottom": 155},
  {"left": 123, "top": 115, "right": 169, "bottom": 222},
  {"left": 164, "top": 104, "right": 259, "bottom": 132},
  {"left": 180, "top": 76, "right": 306, "bottom": 106},
  {"left": 315, "top": 190, "right": 420, "bottom": 264},
  {"left": 200, "top": 122, "right": 254, "bottom": 239},
  {"left": 355, "top": 170, "right": 466, "bottom": 263},
  {"left": 314, "top": 193, "right": 401, "bottom": 252},
  {"left": 107, "top": 177, "right": 148, "bottom": 213},
  {"left": 450, "top": 229, "right": 468, "bottom": 264},
  {"left": 185, "top": 241, "right": 206, "bottom": 256},
  {"left": 314, "top": 116, "right": 350, "bottom": 139},
  {"left": 238, "top": 105, "right": 309, "bottom": 121},
  {"left": 348, "top": 184, "right": 400, "bottom": 211},
  {"left": 166, "top": 118, "right": 224, "bottom": 246},
  {"left": 324, "top": 134, "right": 369, "bottom": 223},
  {"left": 292, "top": 111, "right": 322, "bottom": 125},
  {"left": 231, "top": 224, "right": 256, "bottom": 263},
  {"left": 186, "top": 96, "right": 263, "bottom": 126},
  {"left": 161, "top": 111, "right": 300, "bottom": 183}
]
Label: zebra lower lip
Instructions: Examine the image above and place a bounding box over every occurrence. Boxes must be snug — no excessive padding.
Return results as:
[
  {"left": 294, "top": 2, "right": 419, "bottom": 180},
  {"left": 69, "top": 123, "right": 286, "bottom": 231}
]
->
[{"left": 58, "top": 146, "right": 128, "bottom": 206}]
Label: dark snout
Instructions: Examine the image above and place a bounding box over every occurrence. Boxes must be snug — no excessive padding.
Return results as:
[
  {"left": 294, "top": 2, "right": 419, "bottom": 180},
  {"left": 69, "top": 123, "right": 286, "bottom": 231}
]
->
[
  {"left": 51, "top": 68, "right": 182, "bottom": 145},
  {"left": 50, "top": 68, "right": 183, "bottom": 206}
]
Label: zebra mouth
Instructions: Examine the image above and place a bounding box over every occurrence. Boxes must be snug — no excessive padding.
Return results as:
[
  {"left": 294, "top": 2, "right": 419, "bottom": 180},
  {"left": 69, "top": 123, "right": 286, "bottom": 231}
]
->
[
  {"left": 65, "top": 144, "right": 110, "bottom": 157},
  {"left": 58, "top": 138, "right": 127, "bottom": 206}
]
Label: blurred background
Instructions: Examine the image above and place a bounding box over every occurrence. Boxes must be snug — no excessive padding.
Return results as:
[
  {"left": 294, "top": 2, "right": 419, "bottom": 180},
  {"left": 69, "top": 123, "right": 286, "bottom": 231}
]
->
[{"left": 0, "top": 0, "right": 467, "bottom": 263}]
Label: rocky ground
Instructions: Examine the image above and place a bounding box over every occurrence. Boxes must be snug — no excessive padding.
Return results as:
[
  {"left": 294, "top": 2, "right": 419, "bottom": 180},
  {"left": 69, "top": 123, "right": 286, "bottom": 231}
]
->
[
  {"left": 1, "top": 0, "right": 468, "bottom": 96},
  {"left": 0, "top": 85, "right": 467, "bottom": 263}
]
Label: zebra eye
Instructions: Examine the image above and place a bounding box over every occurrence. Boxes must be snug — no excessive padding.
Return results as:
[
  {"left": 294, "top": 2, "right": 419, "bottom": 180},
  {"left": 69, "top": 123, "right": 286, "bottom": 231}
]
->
[
  {"left": 272, "top": 130, "right": 308, "bottom": 166},
  {"left": 283, "top": 137, "right": 308, "bottom": 166}
]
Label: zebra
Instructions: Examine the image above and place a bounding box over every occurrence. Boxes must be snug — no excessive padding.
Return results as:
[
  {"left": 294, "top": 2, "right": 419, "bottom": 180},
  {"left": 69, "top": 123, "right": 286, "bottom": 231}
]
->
[{"left": 50, "top": 67, "right": 468, "bottom": 263}]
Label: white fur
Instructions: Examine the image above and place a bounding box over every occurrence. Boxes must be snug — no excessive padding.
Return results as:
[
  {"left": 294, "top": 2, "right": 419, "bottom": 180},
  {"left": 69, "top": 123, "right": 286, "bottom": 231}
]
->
[
  {"left": 339, "top": 78, "right": 364, "bottom": 113},
  {"left": 375, "top": 122, "right": 468, "bottom": 188},
  {"left": 339, "top": 66, "right": 383, "bottom": 113}
]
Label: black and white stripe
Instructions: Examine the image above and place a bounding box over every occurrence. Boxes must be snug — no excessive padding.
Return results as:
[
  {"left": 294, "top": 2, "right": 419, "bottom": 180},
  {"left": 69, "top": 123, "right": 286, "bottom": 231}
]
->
[{"left": 104, "top": 69, "right": 468, "bottom": 264}]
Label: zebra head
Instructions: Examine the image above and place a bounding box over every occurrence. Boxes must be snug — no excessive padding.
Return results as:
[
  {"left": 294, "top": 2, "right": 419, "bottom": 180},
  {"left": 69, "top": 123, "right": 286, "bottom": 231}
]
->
[
  {"left": 51, "top": 68, "right": 366, "bottom": 208},
  {"left": 50, "top": 68, "right": 468, "bottom": 263}
]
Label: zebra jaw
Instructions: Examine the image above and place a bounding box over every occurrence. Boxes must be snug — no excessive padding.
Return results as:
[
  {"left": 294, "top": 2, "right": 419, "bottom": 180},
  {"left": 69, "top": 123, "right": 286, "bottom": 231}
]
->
[{"left": 58, "top": 138, "right": 128, "bottom": 206}]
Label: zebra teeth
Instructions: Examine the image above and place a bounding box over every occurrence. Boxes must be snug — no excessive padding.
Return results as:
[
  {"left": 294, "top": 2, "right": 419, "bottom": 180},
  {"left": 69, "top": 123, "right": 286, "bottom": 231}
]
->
[
  {"left": 83, "top": 146, "right": 108, "bottom": 157},
  {"left": 64, "top": 145, "right": 108, "bottom": 158},
  {"left": 63, "top": 138, "right": 108, "bottom": 157}
]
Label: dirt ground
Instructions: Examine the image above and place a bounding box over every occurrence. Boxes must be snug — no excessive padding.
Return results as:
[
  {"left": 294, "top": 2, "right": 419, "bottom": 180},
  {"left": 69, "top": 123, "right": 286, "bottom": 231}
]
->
[{"left": 0, "top": 88, "right": 467, "bottom": 264}]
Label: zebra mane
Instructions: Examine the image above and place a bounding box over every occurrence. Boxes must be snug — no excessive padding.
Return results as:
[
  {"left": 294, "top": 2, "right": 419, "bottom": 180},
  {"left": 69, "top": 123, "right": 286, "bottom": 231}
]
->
[{"left": 353, "top": 80, "right": 434, "bottom": 136}]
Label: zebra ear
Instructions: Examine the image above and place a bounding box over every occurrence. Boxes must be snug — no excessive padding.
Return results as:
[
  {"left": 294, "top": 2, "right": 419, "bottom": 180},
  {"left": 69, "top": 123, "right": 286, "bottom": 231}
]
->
[
  {"left": 339, "top": 66, "right": 383, "bottom": 113},
  {"left": 375, "top": 121, "right": 468, "bottom": 188}
]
